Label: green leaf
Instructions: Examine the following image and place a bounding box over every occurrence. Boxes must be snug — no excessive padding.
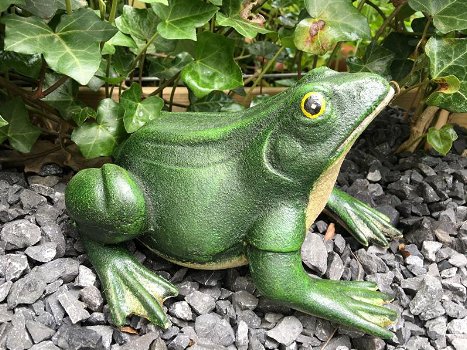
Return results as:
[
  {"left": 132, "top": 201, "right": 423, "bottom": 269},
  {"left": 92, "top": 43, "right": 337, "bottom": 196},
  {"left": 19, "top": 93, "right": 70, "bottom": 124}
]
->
[
  {"left": 347, "top": 44, "right": 395, "bottom": 79},
  {"left": 382, "top": 32, "right": 414, "bottom": 59},
  {"left": 147, "top": 52, "right": 193, "bottom": 80},
  {"left": 181, "top": 32, "right": 243, "bottom": 98},
  {"left": 102, "top": 31, "right": 137, "bottom": 55},
  {"left": 425, "top": 37, "right": 467, "bottom": 112},
  {"left": 19, "top": 0, "right": 85, "bottom": 19},
  {"left": 247, "top": 41, "right": 285, "bottom": 60},
  {"left": 294, "top": 0, "right": 370, "bottom": 55},
  {"left": 188, "top": 91, "right": 244, "bottom": 112},
  {"left": 71, "top": 98, "right": 125, "bottom": 159},
  {"left": 152, "top": 0, "right": 218, "bottom": 41},
  {"left": 0, "top": 115, "right": 8, "bottom": 128},
  {"left": 0, "top": 0, "right": 25, "bottom": 12},
  {"left": 408, "top": 0, "right": 467, "bottom": 34},
  {"left": 216, "top": 0, "right": 270, "bottom": 38},
  {"left": 0, "top": 98, "right": 40, "bottom": 153},
  {"left": 2, "top": 9, "right": 117, "bottom": 85},
  {"left": 0, "top": 51, "right": 42, "bottom": 79},
  {"left": 139, "top": 0, "right": 168, "bottom": 4},
  {"left": 66, "top": 105, "right": 97, "bottom": 126},
  {"left": 42, "top": 73, "right": 79, "bottom": 116},
  {"left": 120, "top": 83, "right": 164, "bottom": 133},
  {"left": 115, "top": 6, "right": 158, "bottom": 42},
  {"left": 426, "top": 124, "right": 458, "bottom": 156}
]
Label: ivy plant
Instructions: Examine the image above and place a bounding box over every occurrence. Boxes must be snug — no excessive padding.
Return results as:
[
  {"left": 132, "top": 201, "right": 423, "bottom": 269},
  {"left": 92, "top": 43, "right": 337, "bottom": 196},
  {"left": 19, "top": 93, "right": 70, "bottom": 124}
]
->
[{"left": 0, "top": 0, "right": 466, "bottom": 163}]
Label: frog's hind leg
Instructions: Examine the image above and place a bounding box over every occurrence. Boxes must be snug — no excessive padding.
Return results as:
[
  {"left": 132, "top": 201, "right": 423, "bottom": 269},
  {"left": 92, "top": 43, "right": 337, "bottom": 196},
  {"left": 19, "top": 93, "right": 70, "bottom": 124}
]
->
[
  {"left": 65, "top": 164, "right": 178, "bottom": 328},
  {"left": 325, "top": 187, "right": 402, "bottom": 247},
  {"left": 247, "top": 203, "right": 397, "bottom": 339}
]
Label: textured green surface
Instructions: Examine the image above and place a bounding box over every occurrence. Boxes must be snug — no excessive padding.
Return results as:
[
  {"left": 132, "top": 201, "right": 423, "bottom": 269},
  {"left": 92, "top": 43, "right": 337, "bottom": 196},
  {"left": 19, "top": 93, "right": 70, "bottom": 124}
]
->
[{"left": 66, "top": 68, "right": 399, "bottom": 338}]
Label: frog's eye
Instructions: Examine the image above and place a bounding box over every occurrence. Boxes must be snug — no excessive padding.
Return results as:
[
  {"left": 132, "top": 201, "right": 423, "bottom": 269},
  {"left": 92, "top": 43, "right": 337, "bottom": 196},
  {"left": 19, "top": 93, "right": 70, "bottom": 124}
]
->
[{"left": 300, "top": 92, "right": 325, "bottom": 119}]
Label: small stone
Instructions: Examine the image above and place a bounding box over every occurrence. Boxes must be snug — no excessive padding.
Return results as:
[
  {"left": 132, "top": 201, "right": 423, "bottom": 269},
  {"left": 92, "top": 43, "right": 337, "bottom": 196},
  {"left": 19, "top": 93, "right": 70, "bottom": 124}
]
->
[
  {"left": 449, "top": 253, "right": 467, "bottom": 267},
  {"left": 325, "top": 252, "right": 344, "bottom": 280},
  {"left": 352, "top": 335, "right": 385, "bottom": 350},
  {"left": 53, "top": 324, "right": 104, "bottom": 350},
  {"left": 186, "top": 291, "right": 216, "bottom": 315},
  {"left": 20, "top": 189, "right": 46, "bottom": 210},
  {"left": 367, "top": 169, "right": 382, "bottom": 182},
  {"left": 236, "top": 320, "right": 249, "bottom": 349},
  {"left": 168, "top": 333, "right": 190, "bottom": 350},
  {"left": 34, "top": 204, "right": 61, "bottom": 227},
  {"left": 425, "top": 316, "right": 447, "bottom": 340},
  {"left": 443, "top": 300, "right": 467, "bottom": 318},
  {"left": 79, "top": 285, "right": 103, "bottom": 312},
  {"left": 215, "top": 300, "right": 236, "bottom": 320},
  {"left": 447, "top": 317, "right": 467, "bottom": 334},
  {"left": 85, "top": 326, "right": 113, "bottom": 350},
  {"left": 169, "top": 301, "right": 193, "bottom": 321},
  {"left": 406, "top": 255, "right": 427, "bottom": 276},
  {"left": 237, "top": 309, "right": 261, "bottom": 329},
  {"left": 418, "top": 182, "right": 441, "bottom": 203},
  {"left": 0, "top": 253, "right": 29, "bottom": 281},
  {"left": 266, "top": 316, "right": 303, "bottom": 346},
  {"left": 301, "top": 233, "right": 328, "bottom": 275},
  {"left": 74, "top": 265, "right": 96, "bottom": 287},
  {"left": 0, "top": 281, "right": 12, "bottom": 302},
  {"left": 30, "top": 341, "right": 61, "bottom": 350},
  {"left": 1, "top": 219, "right": 42, "bottom": 249},
  {"left": 356, "top": 249, "right": 388, "bottom": 274},
  {"left": 419, "top": 301, "right": 446, "bottom": 321},
  {"left": 409, "top": 275, "right": 443, "bottom": 316},
  {"left": 405, "top": 336, "right": 435, "bottom": 350},
  {"left": 232, "top": 290, "right": 258, "bottom": 311},
  {"left": 35, "top": 258, "right": 79, "bottom": 283},
  {"left": 41, "top": 223, "right": 66, "bottom": 258},
  {"left": 418, "top": 163, "right": 437, "bottom": 177},
  {"left": 177, "top": 281, "right": 199, "bottom": 297},
  {"left": 325, "top": 335, "right": 351, "bottom": 349},
  {"left": 7, "top": 272, "right": 47, "bottom": 308},
  {"left": 25, "top": 242, "right": 57, "bottom": 263},
  {"left": 194, "top": 313, "right": 235, "bottom": 347},
  {"left": 25, "top": 320, "right": 55, "bottom": 343},
  {"left": 422, "top": 241, "right": 443, "bottom": 262},
  {"left": 57, "top": 291, "right": 90, "bottom": 323},
  {"left": 7, "top": 313, "right": 33, "bottom": 350},
  {"left": 333, "top": 234, "right": 346, "bottom": 254}
]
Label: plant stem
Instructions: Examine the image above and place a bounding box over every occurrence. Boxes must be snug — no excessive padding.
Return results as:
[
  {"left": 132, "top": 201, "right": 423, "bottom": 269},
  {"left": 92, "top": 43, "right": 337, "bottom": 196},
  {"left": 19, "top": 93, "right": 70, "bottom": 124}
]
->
[
  {"left": 245, "top": 46, "right": 284, "bottom": 101},
  {"left": 326, "top": 43, "right": 341, "bottom": 68},
  {"left": 168, "top": 76, "right": 180, "bottom": 112},
  {"left": 109, "top": 0, "right": 118, "bottom": 23},
  {"left": 357, "top": 0, "right": 367, "bottom": 11},
  {"left": 366, "top": 0, "right": 387, "bottom": 20},
  {"left": 147, "top": 72, "right": 180, "bottom": 97},
  {"left": 65, "top": 0, "right": 72, "bottom": 14},
  {"left": 41, "top": 76, "right": 69, "bottom": 98},
  {"left": 129, "top": 32, "right": 159, "bottom": 77},
  {"left": 372, "top": 1, "right": 406, "bottom": 43},
  {"left": 296, "top": 51, "right": 303, "bottom": 79}
]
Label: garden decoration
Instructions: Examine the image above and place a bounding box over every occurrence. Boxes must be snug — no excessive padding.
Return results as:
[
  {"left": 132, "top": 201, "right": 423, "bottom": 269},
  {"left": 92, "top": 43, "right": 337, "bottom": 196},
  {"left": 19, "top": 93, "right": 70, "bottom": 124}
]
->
[{"left": 65, "top": 67, "right": 402, "bottom": 339}]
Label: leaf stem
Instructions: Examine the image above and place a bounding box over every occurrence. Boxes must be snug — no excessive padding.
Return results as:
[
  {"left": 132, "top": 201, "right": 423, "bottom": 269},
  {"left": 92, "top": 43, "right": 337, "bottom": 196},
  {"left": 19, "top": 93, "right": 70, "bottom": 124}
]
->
[
  {"left": 147, "top": 72, "right": 180, "bottom": 97},
  {"left": 41, "top": 76, "right": 69, "bottom": 98},
  {"left": 109, "top": 0, "right": 118, "bottom": 23},
  {"left": 245, "top": 46, "right": 284, "bottom": 101},
  {"left": 129, "top": 32, "right": 159, "bottom": 77},
  {"left": 372, "top": 1, "right": 406, "bottom": 43},
  {"left": 65, "top": 0, "right": 72, "bottom": 14}
]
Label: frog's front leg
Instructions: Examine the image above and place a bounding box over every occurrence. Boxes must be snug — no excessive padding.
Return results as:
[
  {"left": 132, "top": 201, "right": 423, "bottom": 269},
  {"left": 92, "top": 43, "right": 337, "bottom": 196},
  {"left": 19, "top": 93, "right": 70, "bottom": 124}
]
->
[
  {"left": 247, "top": 203, "right": 397, "bottom": 339},
  {"left": 65, "top": 164, "right": 177, "bottom": 328},
  {"left": 325, "top": 187, "right": 402, "bottom": 247}
]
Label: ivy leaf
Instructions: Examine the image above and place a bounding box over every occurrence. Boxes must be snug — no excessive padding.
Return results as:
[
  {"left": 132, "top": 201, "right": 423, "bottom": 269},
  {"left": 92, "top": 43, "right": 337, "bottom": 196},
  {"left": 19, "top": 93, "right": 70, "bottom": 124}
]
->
[
  {"left": 120, "top": 83, "right": 164, "bottom": 133},
  {"left": 71, "top": 99, "right": 125, "bottom": 159},
  {"left": 294, "top": 0, "right": 370, "bottom": 55},
  {"left": 115, "top": 6, "right": 158, "bottom": 42},
  {"left": 426, "top": 124, "right": 458, "bottom": 156},
  {"left": 2, "top": 8, "right": 117, "bottom": 85},
  {"left": 188, "top": 91, "right": 244, "bottom": 112},
  {"left": 66, "top": 105, "right": 97, "bottom": 126},
  {"left": 102, "top": 31, "right": 137, "bottom": 55},
  {"left": 152, "top": 0, "right": 218, "bottom": 41},
  {"left": 425, "top": 37, "right": 467, "bottom": 112},
  {"left": 0, "top": 51, "right": 42, "bottom": 79},
  {"left": 139, "top": 0, "right": 167, "bottom": 4},
  {"left": 408, "top": 0, "right": 467, "bottom": 34},
  {"left": 347, "top": 44, "right": 395, "bottom": 79},
  {"left": 147, "top": 52, "right": 193, "bottom": 80},
  {"left": 0, "top": 0, "right": 25, "bottom": 12},
  {"left": 19, "top": 0, "right": 86, "bottom": 19},
  {"left": 42, "top": 73, "right": 79, "bottom": 117},
  {"left": 0, "top": 98, "right": 40, "bottom": 153},
  {"left": 181, "top": 32, "right": 243, "bottom": 98},
  {"left": 0, "top": 115, "right": 8, "bottom": 128},
  {"left": 217, "top": 0, "right": 270, "bottom": 38}
]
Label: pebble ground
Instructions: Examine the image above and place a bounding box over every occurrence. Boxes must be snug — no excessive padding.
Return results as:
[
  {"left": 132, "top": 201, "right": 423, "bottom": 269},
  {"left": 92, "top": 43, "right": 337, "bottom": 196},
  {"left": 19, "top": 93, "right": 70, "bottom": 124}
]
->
[{"left": 0, "top": 108, "right": 465, "bottom": 350}]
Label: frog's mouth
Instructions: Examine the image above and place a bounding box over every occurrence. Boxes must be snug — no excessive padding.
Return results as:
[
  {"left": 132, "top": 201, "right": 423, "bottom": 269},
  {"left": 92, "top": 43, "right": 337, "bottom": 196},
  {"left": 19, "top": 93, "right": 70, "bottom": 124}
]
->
[{"left": 335, "top": 86, "right": 395, "bottom": 157}]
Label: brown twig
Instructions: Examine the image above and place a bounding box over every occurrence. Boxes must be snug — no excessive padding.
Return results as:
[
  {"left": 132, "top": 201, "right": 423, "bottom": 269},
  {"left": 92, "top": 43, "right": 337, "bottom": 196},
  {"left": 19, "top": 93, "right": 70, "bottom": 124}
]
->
[{"left": 40, "top": 76, "right": 69, "bottom": 98}]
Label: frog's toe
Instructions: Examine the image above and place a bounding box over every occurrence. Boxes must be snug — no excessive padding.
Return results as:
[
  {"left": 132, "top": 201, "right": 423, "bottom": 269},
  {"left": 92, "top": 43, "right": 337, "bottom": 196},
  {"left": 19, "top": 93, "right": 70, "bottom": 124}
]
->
[
  {"left": 326, "top": 188, "right": 402, "bottom": 247},
  {"left": 83, "top": 240, "right": 178, "bottom": 328}
]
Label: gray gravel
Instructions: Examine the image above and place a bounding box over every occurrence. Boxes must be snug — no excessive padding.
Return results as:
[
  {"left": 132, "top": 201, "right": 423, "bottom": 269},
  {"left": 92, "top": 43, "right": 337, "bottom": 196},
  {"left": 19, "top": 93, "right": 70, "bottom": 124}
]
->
[{"left": 0, "top": 108, "right": 465, "bottom": 349}]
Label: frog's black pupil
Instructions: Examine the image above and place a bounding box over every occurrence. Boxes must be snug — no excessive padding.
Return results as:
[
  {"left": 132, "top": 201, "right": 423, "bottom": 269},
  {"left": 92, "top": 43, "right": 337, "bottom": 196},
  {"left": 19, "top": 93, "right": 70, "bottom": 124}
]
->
[{"left": 304, "top": 95, "right": 321, "bottom": 115}]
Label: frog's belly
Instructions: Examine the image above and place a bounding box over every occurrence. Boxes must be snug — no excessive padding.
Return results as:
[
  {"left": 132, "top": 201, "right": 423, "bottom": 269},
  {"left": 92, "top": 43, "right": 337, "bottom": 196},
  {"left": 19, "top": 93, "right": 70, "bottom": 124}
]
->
[{"left": 126, "top": 157, "right": 258, "bottom": 267}]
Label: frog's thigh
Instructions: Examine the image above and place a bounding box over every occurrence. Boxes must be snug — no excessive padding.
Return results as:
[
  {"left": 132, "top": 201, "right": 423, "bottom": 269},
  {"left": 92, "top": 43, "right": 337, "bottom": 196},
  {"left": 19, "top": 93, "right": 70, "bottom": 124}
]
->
[
  {"left": 65, "top": 163, "right": 147, "bottom": 244},
  {"left": 247, "top": 203, "right": 306, "bottom": 252}
]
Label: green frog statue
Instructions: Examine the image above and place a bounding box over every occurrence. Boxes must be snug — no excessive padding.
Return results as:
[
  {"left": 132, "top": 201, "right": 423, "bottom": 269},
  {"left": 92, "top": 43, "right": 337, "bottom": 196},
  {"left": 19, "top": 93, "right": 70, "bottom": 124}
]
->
[{"left": 65, "top": 67, "right": 402, "bottom": 339}]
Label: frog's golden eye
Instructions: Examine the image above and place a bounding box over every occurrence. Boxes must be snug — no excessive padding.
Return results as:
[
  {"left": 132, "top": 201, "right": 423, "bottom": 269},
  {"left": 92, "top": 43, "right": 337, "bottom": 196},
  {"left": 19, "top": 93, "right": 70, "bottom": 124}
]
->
[{"left": 301, "top": 92, "right": 325, "bottom": 119}]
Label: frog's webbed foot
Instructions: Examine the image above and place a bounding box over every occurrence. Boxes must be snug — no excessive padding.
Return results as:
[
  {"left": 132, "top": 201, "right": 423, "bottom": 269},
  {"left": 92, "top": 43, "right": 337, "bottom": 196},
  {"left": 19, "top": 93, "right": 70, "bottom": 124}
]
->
[
  {"left": 84, "top": 239, "right": 178, "bottom": 328},
  {"left": 325, "top": 187, "right": 402, "bottom": 247},
  {"left": 248, "top": 248, "right": 397, "bottom": 339}
]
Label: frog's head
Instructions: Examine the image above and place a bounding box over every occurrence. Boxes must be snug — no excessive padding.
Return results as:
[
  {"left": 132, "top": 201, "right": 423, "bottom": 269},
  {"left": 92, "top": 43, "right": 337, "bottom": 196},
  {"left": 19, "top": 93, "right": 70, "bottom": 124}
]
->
[{"left": 267, "top": 67, "right": 394, "bottom": 187}]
